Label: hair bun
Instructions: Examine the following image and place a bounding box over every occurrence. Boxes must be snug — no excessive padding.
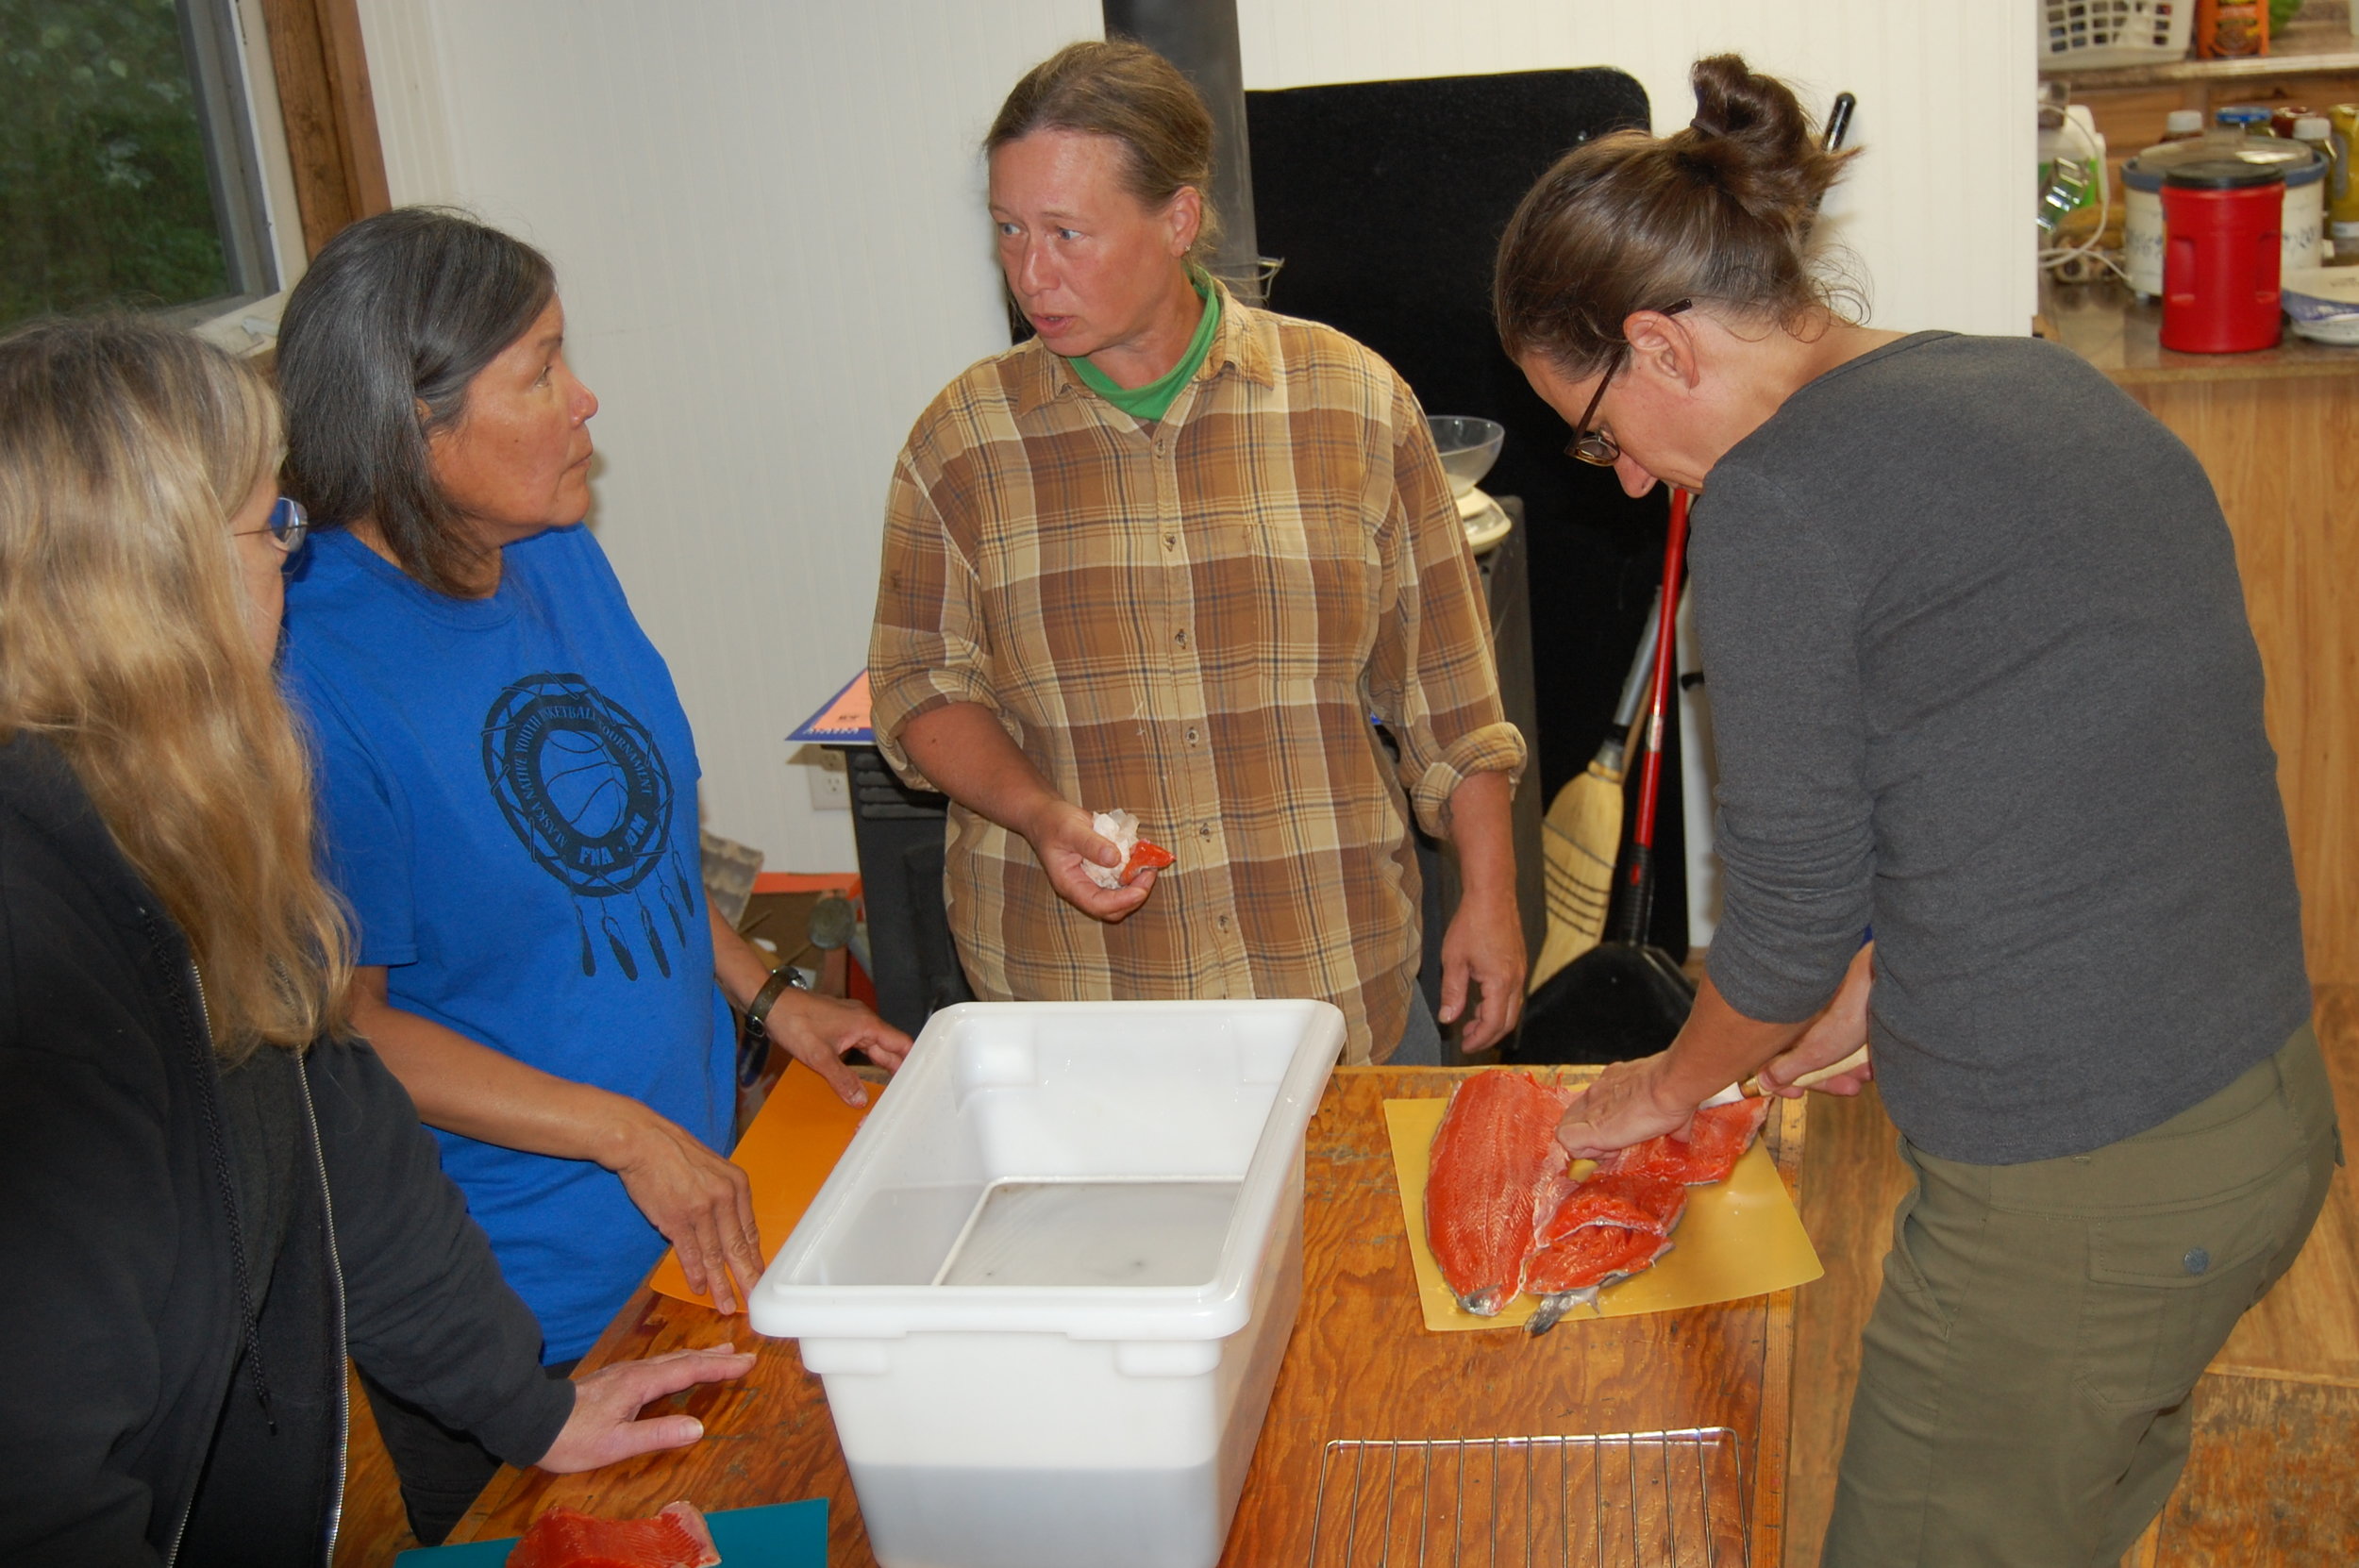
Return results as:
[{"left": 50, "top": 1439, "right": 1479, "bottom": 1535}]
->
[
  {"left": 1677, "top": 54, "right": 1849, "bottom": 226},
  {"left": 1494, "top": 52, "right": 1863, "bottom": 376}
]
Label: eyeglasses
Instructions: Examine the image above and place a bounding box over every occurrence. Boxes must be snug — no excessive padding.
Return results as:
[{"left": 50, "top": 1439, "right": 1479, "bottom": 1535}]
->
[
  {"left": 1564, "top": 299, "right": 1693, "bottom": 467},
  {"left": 233, "top": 496, "right": 310, "bottom": 557}
]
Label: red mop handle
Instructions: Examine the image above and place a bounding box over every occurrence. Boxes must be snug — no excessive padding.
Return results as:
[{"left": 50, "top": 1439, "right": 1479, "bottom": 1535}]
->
[{"left": 1629, "top": 488, "right": 1690, "bottom": 857}]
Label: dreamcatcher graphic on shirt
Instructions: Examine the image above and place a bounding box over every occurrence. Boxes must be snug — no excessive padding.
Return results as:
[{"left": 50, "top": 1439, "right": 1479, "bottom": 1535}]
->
[{"left": 480, "top": 673, "right": 699, "bottom": 980}]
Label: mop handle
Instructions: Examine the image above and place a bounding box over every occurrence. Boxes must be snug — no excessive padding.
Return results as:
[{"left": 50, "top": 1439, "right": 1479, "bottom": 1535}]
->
[
  {"left": 1628, "top": 489, "right": 1691, "bottom": 860},
  {"left": 1608, "top": 490, "right": 1690, "bottom": 947}
]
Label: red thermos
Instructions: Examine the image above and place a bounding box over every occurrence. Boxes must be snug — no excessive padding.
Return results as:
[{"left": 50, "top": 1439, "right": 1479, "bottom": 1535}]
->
[{"left": 2160, "top": 159, "right": 2284, "bottom": 353}]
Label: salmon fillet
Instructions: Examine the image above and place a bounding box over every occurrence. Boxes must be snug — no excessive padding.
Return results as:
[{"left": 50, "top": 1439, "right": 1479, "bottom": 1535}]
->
[
  {"left": 1425, "top": 1070, "right": 1572, "bottom": 1315},
  {"left": 1599, "top": 1096, "right": 1770, "bottom": 1186},
  {"left": 506, "top": 1502, "right": 721, "bottom": 1568},
  {"left": 1535, "top": 1168, "right": 1688, "bottom": 1242},
  {"left": 1523, "top": 1224, "right": 1678, "bottom": 1334},
  {"left": 1521, "top": 1097, "right": 1767, "bottom": 1333},
  {"left": 1524, "top": 1223, "right": 1675, "bottom": 1296}
]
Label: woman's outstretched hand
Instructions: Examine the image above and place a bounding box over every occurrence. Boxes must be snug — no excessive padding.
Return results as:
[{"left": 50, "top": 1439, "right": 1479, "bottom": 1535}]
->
[
  {"left": 769, "top": 989, "right": 913, "bottom": 1107},
  {"left": 536, "top": 1343, "right": 758, "bottom": 1473},
  {"left": 606, "top": 1109, "right": 763, "bottom": 1315}
]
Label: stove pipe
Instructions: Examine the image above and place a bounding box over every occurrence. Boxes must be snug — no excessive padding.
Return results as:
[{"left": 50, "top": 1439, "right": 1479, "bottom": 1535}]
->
[{"left": 1101, "top": 0, "right": 1266, "bottom": 301}]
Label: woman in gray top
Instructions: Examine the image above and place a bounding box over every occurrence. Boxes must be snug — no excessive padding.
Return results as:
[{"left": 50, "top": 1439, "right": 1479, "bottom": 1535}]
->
[{"left": 1496, "top": 55, "right": 2335, "bottom": 1566}]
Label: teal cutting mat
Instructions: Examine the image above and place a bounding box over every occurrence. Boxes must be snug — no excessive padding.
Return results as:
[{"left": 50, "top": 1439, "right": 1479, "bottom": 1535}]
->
[{"left": 392, "top": 1497, "right": 825, "bottom": 1565}]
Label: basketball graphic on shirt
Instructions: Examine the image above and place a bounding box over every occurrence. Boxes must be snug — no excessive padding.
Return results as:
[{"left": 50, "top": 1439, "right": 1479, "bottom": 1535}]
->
[
  {"left": 482, "top": 674, "right": 692, "bottom": 980},
  {"left": 540, "top": 726, "right": 634, "bottom": 840}
]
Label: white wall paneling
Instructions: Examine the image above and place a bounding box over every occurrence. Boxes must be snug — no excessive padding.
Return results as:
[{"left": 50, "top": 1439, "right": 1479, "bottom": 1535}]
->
[
  {"left": 354, "top": 0, "right": 1101, "bottom": 871},
  {"left": 1236, "top": 0, "right": 2037, "bottom": 339}
]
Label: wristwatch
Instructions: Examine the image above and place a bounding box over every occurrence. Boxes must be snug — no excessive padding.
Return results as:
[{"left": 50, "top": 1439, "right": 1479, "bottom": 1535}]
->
[{"left": 738, "top": 965, "right": 810, "bottom": 1087}]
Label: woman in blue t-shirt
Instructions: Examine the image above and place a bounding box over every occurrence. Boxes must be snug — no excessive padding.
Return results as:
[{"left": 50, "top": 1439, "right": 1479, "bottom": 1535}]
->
[{"left": 275, "top": 208, "right": 912, "bottom": 1544}]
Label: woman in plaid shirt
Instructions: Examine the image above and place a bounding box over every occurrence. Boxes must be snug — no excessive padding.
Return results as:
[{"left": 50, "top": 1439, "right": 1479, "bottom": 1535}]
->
[{"left": 869, "top": 41, "right": 1528, "bottom": 1066}]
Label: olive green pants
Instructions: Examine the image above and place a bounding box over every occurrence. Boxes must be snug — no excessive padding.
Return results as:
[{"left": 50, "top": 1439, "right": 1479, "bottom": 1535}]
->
[{"left": 1822, "top": 1022, "right": 2339, "bottom": 1568}]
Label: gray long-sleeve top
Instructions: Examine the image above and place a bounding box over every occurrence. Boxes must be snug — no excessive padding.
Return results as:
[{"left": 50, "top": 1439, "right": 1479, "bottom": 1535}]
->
[{"left": 1693, "top": 332, "right": 2309, "bottom": 1164}]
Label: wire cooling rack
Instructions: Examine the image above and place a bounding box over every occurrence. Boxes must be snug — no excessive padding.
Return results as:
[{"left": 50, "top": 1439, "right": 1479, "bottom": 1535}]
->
[{"left": 1303, "top": 1428, "right": 1748, "bottom": 1567}]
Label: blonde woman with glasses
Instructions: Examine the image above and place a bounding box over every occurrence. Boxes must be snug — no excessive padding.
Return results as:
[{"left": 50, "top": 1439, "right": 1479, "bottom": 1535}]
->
[{"left": 0, "top": 318, "right": 754, "bottom": 1566}]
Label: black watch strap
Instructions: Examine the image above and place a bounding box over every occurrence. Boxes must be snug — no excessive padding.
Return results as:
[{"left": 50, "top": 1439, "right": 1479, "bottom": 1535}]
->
[{"left": 742, "top": 964, "right": 805, "bottom": 1040}]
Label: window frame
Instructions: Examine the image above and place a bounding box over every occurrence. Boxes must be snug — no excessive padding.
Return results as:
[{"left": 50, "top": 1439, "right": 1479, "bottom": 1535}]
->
[{"left": 190, "top": 0, "right": 388, "bottom": 352}]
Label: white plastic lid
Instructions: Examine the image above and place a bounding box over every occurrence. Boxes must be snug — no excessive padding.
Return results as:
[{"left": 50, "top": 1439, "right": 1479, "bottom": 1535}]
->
[
  {"left": 2296, "top": 116, "right": 2332, "bottom": 141},
  {"left": 2167, "top": 109, "right": 2203, "bottom": 135}
]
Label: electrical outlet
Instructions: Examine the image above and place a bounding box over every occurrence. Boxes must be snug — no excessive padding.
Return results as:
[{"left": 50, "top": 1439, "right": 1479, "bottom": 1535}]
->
[{"left": 804, "top": 746, "right": 850, "bottom": 810}]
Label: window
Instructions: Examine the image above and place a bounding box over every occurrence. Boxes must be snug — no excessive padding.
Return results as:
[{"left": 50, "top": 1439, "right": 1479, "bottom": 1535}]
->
[
  {"left": 0, "top": 0, "right": 283, "bottom": 329},
  {"left": 2, "top": 0, "right": 387, "bottom": 342}
]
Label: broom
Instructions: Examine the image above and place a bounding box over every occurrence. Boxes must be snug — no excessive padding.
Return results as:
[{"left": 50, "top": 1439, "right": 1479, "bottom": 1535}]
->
[
  {"left": 1530, "top": 593, "right": 1661, "bottom": 993},
  {"left": 1508, "top": 489, "right": 1698, "bottom": 1064}
]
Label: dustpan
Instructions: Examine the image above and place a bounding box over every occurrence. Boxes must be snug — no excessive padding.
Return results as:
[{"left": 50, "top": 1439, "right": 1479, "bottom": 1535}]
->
[{"left": 1508, "top": 490, "right": 1698, "bottom": 1064}]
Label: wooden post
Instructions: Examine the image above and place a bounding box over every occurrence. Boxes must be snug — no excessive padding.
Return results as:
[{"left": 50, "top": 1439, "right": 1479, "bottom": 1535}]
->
[{"left": 259, "top": 0, "right": 391, "bottom": 259}]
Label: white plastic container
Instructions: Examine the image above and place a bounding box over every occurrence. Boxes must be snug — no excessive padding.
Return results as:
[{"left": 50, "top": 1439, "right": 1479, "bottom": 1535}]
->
[
  {"left": 751, "top": 999, "right": 1345, "bottom": 1568},
  {"left": 2041, "top": 0, "right": 2191, "bottom": 73}
]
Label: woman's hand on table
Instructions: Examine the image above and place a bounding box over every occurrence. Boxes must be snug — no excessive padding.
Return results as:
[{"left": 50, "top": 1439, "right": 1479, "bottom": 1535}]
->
[
  {"left": 769, "top": 988, "right": 913, "bottom": 1105},
  {"left": 1754, "top": 942, "right": 1874, "bottom": 1099},
  {"left": 536, "top": 1343, "right": 759, "bottom": 1473},
  {"left": 1555, "top": 1054, "right": 1697, "bottom": 1159},
  {"left": 606, "top": 1109, "right": 763, "bottom": 1315},
  {"left": 1024, "top": 798, "right": 1156, "bottom": 924}
]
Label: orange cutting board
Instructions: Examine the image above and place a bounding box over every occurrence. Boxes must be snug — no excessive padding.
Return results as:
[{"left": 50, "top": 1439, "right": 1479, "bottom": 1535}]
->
[{"left": 647, "top": 1062, "right": 872, "bottom": 1309}]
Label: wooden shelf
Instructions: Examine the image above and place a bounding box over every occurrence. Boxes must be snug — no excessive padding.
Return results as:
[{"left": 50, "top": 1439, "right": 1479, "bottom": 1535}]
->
[
  {"left": 2044, "top": 11, "right": 2359, "bottom": 87},
  {"left": 2045, "top": 48, "right": 2359, "bottom": 87}
]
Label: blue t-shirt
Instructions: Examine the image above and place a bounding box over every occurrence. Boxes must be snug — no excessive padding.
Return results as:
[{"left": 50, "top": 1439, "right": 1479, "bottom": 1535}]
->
[{"left": 282, "top": 525, "right": 734, "bottom": 1361}]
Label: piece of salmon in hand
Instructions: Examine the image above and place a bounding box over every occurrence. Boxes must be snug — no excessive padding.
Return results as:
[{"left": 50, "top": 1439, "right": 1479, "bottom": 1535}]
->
[
  {"left": 1122, "top": 838, "right": 1176, "bottom": 881},
  {"left": 1599, "top": 1096, "right": 1770, "bottom": 1186},
  {"left": 1084, "top": 809, "right": 1175, "bottom": 889},
  {"left": 1425, "top": 1069, "right": 1572, "bottom": 1315},
  {"left": 506, "top": 1501, "right": 720, "bottom": 1568}
]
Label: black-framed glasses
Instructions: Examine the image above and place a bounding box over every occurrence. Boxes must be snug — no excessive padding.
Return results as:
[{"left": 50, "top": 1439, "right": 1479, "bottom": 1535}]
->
[
  {"left": 234, "top": 496, "right": 310, "bottom": 557},
  {"left": 1564, "top": 299, "right": 1693, "bottom": 466}
]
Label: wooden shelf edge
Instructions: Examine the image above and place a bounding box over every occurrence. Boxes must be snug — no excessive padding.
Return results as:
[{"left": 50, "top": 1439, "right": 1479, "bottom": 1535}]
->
[{"left": 2043, "top": 47, "right": 2359, "bottom": 89}]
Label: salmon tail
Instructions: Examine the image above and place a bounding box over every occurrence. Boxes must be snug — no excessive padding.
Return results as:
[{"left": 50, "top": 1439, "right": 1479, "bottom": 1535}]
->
[
  {"left": 661, "top": 1502, "right": 721, "bottom": 1568},
  {"left": 1526, "top": 1240, "right": 1676, "bottom": 1337},
  {"left": 1527, "top": 1286, "right": 1598, "bottom": 1335}
]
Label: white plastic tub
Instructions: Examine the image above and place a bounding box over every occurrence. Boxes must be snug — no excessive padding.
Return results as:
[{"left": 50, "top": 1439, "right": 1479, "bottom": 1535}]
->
[{"left": 749, "top": 999, "right": 1345, "bottom": 1568}]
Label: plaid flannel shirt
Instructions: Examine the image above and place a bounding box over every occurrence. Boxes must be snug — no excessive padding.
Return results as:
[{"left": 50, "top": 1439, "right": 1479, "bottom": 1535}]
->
[{"left": 868, "top": 283, "right": 1524, "bottom": 1063}]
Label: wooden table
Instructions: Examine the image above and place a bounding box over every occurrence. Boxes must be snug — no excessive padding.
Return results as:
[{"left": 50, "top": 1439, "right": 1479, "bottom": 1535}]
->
[{"left": 436, "top": 1067, "right": 1805, "bottom": 1564}]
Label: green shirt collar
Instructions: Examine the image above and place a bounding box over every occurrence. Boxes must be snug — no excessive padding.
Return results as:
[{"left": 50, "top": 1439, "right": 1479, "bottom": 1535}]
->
[{"left": 1069, "top": 269, "right": 1221, "bottom": 422}]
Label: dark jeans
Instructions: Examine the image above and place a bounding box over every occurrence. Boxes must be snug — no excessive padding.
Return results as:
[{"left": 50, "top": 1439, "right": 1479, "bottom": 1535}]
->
[{"left": 358, "top": 1357, "right": 578, "bottom": 1546}]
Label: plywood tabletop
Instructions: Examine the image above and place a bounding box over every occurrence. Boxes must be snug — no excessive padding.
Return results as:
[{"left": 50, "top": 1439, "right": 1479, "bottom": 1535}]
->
[{"left": 434, "top": 1066, "right": 1807, "bottom": 1567}]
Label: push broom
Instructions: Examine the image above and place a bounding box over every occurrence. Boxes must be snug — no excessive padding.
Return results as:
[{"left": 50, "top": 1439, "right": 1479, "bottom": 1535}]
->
[
  {"left": 1530, "top": 591, "right": 1660, "bottom": 993},
  {"left": 1508, "top": 489, "right": 1698, "bottom": 1064}
]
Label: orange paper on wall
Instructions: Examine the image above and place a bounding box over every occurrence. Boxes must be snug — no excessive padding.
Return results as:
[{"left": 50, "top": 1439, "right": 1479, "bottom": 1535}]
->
[{"left": 648, "top": 1063, "right": 872, "bottom": 1309}]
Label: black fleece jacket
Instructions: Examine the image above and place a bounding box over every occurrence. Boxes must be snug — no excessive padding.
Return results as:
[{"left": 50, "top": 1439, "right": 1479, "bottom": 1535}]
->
[{"left": 0, "top": 736, "right": 574, "bottom": 1565}]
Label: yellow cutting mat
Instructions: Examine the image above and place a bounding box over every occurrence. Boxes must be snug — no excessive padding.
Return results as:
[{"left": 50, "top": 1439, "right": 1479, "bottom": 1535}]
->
[{"left": 1381, "top": 1096, "right": 1823, "bottom": 1332}]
